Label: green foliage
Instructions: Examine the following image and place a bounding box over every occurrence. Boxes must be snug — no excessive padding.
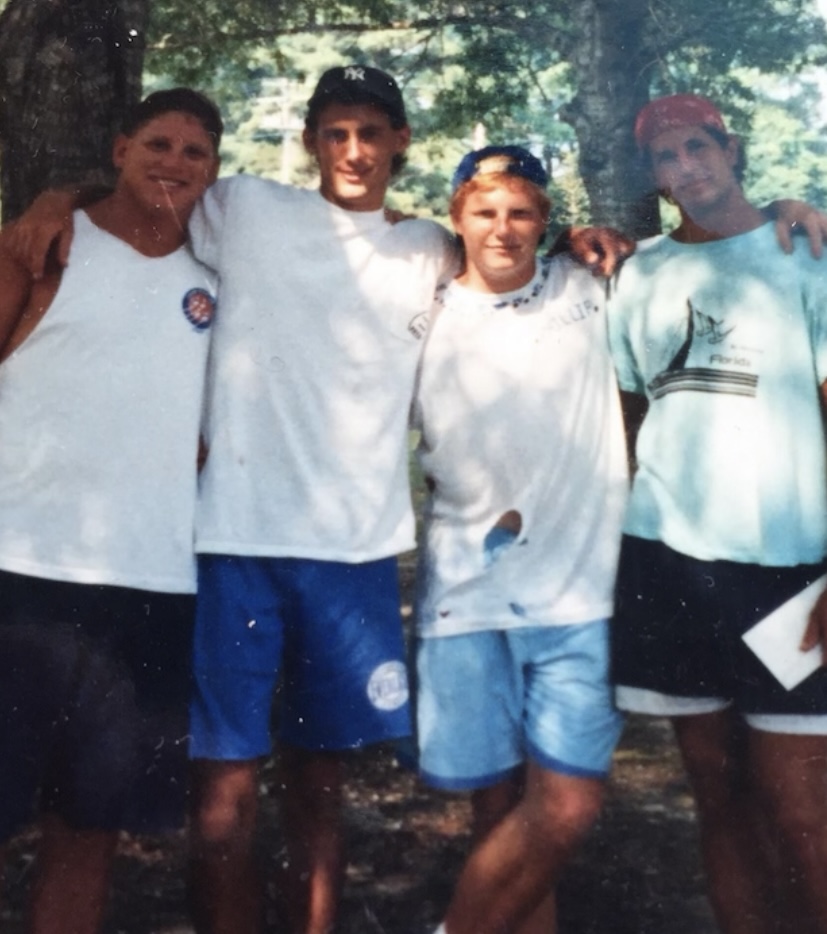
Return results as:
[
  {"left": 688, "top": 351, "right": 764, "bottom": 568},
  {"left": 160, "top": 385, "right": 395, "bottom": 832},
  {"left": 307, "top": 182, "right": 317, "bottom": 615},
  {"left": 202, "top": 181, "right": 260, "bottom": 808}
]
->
[
  {"left": 142, "top": 0, "right": 827, "bottom": 222},
  {"left": 744, "top": 77, "right": 827, "bottom": 208}
]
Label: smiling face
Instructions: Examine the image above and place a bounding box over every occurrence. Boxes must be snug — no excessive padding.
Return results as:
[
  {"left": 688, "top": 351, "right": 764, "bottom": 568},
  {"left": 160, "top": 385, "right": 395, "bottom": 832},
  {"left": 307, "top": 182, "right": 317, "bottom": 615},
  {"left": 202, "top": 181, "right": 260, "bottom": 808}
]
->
[
  {"left": 451, "top": 176, "right": 549, "bottom": 294},
  {"left": 648, "top": 124, "right": 740, "bottom": 221},
  {"left": 112, "top": 111, "right": 219, "bottom": 223},
  {"left": 302, "top": 102, "right": 411, "bottom": 212}
]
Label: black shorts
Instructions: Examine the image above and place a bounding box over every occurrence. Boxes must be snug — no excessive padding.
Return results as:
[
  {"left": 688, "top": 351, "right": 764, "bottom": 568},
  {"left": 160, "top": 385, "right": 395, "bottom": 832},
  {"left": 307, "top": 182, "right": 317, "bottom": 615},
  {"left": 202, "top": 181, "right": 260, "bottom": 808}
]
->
[
  {"left": 611, "top": 536, "right": 827, "bottom": 724},
  {"left": 0, "top": 570, "right": 194, "bottom": 840}
]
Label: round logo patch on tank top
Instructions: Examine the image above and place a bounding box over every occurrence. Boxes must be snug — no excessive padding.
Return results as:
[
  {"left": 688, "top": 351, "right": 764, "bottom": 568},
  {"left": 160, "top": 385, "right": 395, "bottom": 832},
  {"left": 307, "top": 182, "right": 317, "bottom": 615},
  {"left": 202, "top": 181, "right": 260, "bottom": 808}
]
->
[
  {"left": 366, "top": 660, "right": 409, "bottom": 711},
  {"left": 182, "top": 288, "right": 216, "bottom": 330}
]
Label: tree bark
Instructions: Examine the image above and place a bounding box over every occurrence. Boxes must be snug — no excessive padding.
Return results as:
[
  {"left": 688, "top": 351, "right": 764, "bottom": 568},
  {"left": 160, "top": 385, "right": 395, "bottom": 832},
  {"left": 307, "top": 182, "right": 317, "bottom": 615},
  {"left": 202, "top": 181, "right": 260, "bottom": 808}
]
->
[
  {"left": 0, "top": 0, "right": 148, "bottom": 222},
  {"left": 562, "top": 0, "right": 660, "bottom": 238}
]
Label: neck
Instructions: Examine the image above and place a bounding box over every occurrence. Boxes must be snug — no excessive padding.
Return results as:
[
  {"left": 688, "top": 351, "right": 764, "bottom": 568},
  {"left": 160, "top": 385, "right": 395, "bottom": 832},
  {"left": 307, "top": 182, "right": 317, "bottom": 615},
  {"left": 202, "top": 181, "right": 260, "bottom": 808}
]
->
[
  {"left": 457, "top": 261, "right": 537, "bottom": 295},
  {"left": 85, "top": 191, "right": 189, "bottom": 257},
  {"left": 671, "top": 193, "right": 766, "bottom": 244},
  {"left": 319, "top": 185, "right": 386, "bottom": 213}
]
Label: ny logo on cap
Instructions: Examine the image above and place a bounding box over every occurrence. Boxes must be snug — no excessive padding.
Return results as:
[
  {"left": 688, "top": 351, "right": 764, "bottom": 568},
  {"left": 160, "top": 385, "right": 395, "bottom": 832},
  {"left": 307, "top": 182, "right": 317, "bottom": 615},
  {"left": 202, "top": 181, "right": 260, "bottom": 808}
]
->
[{"left": 343, "top": 66, "right": 366, "bottom": 82}]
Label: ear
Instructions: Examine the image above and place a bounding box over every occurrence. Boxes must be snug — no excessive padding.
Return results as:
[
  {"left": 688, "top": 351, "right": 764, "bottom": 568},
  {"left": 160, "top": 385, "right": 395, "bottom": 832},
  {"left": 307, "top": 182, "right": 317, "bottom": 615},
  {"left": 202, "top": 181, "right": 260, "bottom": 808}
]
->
[
  {"left": 302, "top": 127, "right": 317, "bottom": 158},
  {"left": 451, "top": 209, "right": 466, "bottom": 239},
  {"left": 111, "top": 134, "right": 130, "bottom": 170},
  {"left": 206, "top": 155, "right": 220, "bottom": 187},
  {"left": 724, "top": 135, "right": 740, "bottom": 168},
  {"left": 395, "top": 124, "right": 412, "bottom": 154}
]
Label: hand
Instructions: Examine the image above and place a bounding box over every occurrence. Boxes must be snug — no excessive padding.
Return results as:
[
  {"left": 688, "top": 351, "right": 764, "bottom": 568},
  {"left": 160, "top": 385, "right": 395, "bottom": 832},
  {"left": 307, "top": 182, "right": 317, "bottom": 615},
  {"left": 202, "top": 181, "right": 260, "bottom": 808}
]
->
[
  {"left": 768, "top": 199, "right": 827, "bottom": 259},
  {"left": 801, "top": 586, "right": 827, "bottom": 665},
  {"left": 4, "top": 190, "right": 78, "bottom": 279},
  {"left": 549, "top": 225, "right": 636, "bottom": 278}
]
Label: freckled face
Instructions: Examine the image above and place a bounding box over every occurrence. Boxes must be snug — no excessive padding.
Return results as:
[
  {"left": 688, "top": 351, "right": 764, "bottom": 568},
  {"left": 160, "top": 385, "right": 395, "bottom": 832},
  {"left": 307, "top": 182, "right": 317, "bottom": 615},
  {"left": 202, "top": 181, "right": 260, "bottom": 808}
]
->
[
  {"left": 112, "top": 111, "right": 219, "bottom": 220},
  {"left": 303, "top": 102, "right": 410, "bottom": 212},
  {"left": 452, "top": 181, "right": 547, "bottom": 293}
]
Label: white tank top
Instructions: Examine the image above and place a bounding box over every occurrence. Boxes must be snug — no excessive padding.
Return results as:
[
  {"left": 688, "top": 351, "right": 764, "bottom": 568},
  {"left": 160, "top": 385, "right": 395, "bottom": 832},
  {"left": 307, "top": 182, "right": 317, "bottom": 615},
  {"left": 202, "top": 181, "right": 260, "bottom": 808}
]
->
[{"left": 0, "top": 210, "right": 216, "bottom": 593}]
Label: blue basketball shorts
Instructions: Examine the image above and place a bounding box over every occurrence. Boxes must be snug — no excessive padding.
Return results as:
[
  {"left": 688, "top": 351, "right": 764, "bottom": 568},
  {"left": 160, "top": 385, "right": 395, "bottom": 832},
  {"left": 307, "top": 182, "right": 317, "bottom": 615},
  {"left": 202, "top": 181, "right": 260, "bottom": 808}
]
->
[{"left": 190, "top": 554, "right": 412, "bottom": 759}]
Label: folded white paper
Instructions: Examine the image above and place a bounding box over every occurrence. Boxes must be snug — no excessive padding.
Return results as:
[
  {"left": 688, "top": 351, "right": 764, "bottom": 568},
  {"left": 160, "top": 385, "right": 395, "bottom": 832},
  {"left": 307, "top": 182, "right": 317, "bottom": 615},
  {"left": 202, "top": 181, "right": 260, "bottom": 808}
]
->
[{"left": 741, "top": 573, "right": 827, "bottom": 690}]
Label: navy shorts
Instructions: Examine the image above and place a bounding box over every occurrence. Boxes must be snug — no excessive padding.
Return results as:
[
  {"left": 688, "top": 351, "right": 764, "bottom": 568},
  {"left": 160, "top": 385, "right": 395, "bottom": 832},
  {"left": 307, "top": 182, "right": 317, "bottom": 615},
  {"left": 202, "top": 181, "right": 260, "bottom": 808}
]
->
[
  {"left": 612, "top": 536, "right": 827, "bottom": 731},
  {"left": 190, "top": 554, "right": 412, "bottom": 760},
  {"left": 0, "top": 570, "right": 195, "bottom": 839}
]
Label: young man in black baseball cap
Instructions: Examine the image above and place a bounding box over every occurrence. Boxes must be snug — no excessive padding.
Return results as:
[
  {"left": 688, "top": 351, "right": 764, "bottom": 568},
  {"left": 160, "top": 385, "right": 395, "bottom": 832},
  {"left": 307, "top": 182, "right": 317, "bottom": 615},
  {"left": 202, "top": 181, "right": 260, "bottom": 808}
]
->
[{"left": 185, "top": 65, "right": 452, "bottom": 934}]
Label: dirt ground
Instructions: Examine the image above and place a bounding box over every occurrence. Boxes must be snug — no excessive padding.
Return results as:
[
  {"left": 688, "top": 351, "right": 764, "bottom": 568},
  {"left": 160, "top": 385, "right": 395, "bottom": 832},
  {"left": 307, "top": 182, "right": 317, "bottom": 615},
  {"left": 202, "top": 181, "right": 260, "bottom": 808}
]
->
[{"left": 0, "top": 555, "right": 718, "bottom": 934}]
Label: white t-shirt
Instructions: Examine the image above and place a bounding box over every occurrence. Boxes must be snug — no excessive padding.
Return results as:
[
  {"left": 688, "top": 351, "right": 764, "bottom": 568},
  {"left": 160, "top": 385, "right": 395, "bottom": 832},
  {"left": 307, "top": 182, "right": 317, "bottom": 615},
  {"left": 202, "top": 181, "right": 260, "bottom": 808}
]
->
[
  {"left": 189, "top": 176, "right": 454, "bottom": 562},
  {"left": 414, "top": 256, "right": 629, "bottom": 637},
  {"left": 609, "top": 223, "right": 827, "bottom": 565},
  {"left": 0, "top": 210, "right": 215, "bottom": 592}
]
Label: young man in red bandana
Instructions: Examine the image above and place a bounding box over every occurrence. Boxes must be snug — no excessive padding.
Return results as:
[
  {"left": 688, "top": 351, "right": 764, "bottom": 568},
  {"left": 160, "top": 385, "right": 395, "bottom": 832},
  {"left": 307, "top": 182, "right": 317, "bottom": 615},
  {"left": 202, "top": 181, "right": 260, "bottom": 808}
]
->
[{"left": 610, "top": 93, "right": 827, "bottom": 934}]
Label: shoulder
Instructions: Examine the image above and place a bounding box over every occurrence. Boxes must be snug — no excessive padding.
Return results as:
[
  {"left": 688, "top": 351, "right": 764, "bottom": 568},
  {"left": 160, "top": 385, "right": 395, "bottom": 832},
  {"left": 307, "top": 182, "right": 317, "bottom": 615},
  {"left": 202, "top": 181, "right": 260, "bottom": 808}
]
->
[
  {"left": 611, "top": 234, "right": 674, "bottom": 298},
  {"left": 779, "top": 235, "right": 827, "bottom": 305},
  {"left": 756, "top": 224, "right": 825, "bottom": 277},
  {"left": 624, "top": 233, "right": 671, "bottom": 270},
  {"left": 195, "top": 177, "right": 318, "bottom": 248},
  {"left": 390, "top": 217, "right": 454, "bottom": 255},
  {"left": 203, "top": 175, "right": 307, "bottom": 210},
  {"left": 543, "top": 253, "right": 604, "bottom": 302}
]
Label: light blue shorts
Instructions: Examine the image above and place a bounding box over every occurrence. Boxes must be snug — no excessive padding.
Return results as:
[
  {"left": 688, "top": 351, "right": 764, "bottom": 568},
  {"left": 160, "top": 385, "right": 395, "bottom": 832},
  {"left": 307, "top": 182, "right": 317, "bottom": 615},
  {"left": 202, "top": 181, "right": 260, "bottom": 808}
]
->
[
  {"left": 416, "top": 620, "right": 623, "bottom": 790},
  {"left": 190, "top": 554, "right": 411, "bottom": 760}
]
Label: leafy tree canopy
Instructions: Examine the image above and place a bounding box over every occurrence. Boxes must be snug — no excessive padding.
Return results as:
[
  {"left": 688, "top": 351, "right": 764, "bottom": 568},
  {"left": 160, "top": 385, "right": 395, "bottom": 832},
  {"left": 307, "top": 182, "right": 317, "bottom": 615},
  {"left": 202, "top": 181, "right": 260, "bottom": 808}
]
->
[
  {"left": 1, "top": 0, "right": 824, "bottom": 227},
  {"left": 142, "top": 0, "right": 826, "bottom": 230}
]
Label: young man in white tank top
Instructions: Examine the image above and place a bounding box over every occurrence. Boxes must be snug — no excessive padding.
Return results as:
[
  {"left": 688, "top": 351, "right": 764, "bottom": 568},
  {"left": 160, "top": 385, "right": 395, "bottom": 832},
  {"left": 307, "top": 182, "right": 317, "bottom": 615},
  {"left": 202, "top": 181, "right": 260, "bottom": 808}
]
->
[{"left": 0, "top": 88, "right": 220, "bottom": 934}]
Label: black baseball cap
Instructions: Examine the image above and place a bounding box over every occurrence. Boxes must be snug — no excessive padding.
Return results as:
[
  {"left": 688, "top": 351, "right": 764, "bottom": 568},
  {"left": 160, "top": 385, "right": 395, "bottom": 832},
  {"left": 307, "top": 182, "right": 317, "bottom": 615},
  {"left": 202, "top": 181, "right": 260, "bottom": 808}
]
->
[{"left": 306, "top": 65, "right": 407, "bottom": 129}]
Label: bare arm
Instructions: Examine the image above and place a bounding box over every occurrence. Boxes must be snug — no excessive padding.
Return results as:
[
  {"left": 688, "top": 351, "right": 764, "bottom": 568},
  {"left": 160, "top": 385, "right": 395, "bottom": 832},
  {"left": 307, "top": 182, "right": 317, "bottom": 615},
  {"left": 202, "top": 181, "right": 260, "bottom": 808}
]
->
[{"left": 620, "top": 390, "right": 648, "bottom": 475}]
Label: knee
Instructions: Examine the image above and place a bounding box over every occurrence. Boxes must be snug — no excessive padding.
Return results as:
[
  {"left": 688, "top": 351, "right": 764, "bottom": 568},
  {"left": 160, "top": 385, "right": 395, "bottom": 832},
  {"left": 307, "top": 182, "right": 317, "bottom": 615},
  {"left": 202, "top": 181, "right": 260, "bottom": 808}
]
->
[
  {"left": 191, "top": 765, "right": 258, "bottom": 854},
  {"left": 528, "top": 779, "right": 604, "bottom": 849},
  {"left": 194, "top": 797, "right": 249, "bottom": 850},
  {"left": 758, "top": 782, "right": 826, "bottom": 848}
]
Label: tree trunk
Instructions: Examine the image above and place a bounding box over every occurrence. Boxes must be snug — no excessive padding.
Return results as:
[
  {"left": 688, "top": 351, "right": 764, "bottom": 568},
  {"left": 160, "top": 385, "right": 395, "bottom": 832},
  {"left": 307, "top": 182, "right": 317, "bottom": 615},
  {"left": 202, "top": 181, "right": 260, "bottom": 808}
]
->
[
  {"left": 0, "top": 0, "right": 148, "bottom": 222},
  {"left": 562, "top": 0, "right": 660, "bottom": 239}
]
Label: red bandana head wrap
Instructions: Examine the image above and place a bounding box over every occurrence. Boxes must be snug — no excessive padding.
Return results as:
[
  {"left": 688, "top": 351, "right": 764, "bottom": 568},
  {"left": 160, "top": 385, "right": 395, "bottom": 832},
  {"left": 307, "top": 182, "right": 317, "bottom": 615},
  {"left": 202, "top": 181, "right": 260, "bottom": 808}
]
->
[{"left": 634, "top": 94, "right": 728, "bottom": 152}]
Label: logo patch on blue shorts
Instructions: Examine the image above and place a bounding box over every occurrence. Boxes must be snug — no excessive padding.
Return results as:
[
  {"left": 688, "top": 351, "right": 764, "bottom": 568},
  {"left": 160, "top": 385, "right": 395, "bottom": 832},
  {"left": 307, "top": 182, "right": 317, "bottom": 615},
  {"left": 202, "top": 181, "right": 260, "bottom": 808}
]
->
[
  {"left": 366, "top": 661, "right": 409, "bottom": 711},
  {"left": 182, "top": 288, "right": 216, "bottom": 330}
]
